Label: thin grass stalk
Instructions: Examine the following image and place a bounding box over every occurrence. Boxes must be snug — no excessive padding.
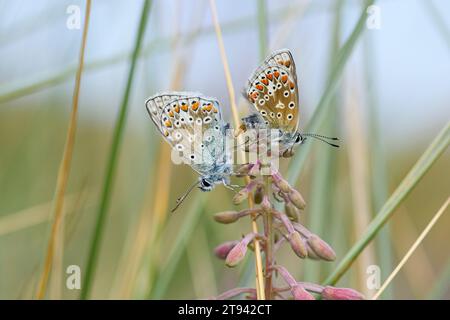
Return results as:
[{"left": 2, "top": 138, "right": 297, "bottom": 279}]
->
[
  {"left": 323, "top": 121, "right": 450, "bottom": 286},
  {"left": 391, "top": 208, "right": 435, "bottom": 297},
  {"left": 363, "top": 25, "right": 393, "bottom": 299},
  {"left": 372, "top": 197, "right": 450, "bottom": 300},
  {"left": 257, "top": 0, "right": 268, "bottom": 59},
  {"left": 80, "top": 0, "right": 152, "bottom": 299},
  {"left": 209, "top": 0, "right": 265, "bottom": 299},
  {"left": 286, "top": 0, "right": 375, "bottom": 185},
  {"left": 35, "top": 0, "right": 92, "bottom": 299},
  {"left": 0, "top": 3, "right": 310, "bottom": 105},
  {"left": 345, "top": 78, "right": 377, "bottom": 297}
]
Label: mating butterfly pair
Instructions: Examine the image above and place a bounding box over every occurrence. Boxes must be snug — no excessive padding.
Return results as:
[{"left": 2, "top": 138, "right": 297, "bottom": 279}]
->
[{"left": 146, "top": 49, "right": 337, "bottom": 209}]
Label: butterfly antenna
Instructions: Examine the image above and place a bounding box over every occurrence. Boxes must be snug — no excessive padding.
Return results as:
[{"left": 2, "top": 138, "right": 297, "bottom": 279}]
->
[
  {"left": 302, "top": 133, "right": 339, "bottom": 141},
  {"left": 171, "top": 180, "right": 201, "bottom": 213},
  {"left": 302, "top": 133, "right": 340, "bottom": 148}
]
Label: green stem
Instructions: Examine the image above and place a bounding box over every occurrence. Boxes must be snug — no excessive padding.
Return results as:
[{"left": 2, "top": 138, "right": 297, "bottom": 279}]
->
[
  {"left": 323, "top": 121, "right": 450, "bottom": 286},
  {"left": 80, "top": 0, "right": 152, "bottom": 299},
  {"left": 257, "top": 0, "right": 268, "bottom": 59}
]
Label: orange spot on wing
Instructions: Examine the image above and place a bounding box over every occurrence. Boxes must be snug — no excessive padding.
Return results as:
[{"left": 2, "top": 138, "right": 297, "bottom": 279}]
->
[
  {"left": 203, "top": 103, "right": 213, "bottom": 112},
  {"left": 273, "top": 71, "right": 280, "bottom": 78},
  {"left": 281, "top": 75, "right": 288, "bottom": 83},
  {"left": 174, "top": 105, "right": 180, "bottom": 113},
  {"left": 284, "top": 60, "right": 291, "bottom": 68},
  {"left": 289, "top": 81, "right": 295, "bottom": 90},
  {"left": 181, "top": 104, "right": 188, "bottom": 112},
  {"left": 192, "top": 101, "right": 199, "bottom": 111},
  {"left": 251, "top": 92, "right": 259, "bottom": 100},
  {"left": 261, "top": 78, "right": 269, "bottom": 85},
  {"left": 168, "top": 110, "right": 174, "bottom": 117},
  {"left": 164, "top": 120, "right": 172, "bottom": 127},
  {"left": 255, "top": 84, "right": 264, "bottom": 91},
  {"left": 267, "top": 73, "right": 273, "bottom": 80}
]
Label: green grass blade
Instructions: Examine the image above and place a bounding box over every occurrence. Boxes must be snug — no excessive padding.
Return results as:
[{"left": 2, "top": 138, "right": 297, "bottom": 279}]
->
[
  {"left": 364, "top": 29, "right": 393, "bottom": 299},
  {"left": 287, "top": 0, "right": 375, "bottom": 185},
  {"left": 80, "top": 0, "right": 152, "bottom": 299},
  {"left": 323, "top": 121, "right": 450, "bottom": 286},
  {"left": 257, "top": 0, "right": 268, "bottom": 59}
]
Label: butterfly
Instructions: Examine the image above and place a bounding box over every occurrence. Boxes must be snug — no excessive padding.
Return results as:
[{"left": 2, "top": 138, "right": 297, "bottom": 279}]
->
[
  {"left": 146, "top": 92, "right": 236, "bottom": 211},
  {"left": 243, "top": 48, "right": 339, "bottom": 157}
]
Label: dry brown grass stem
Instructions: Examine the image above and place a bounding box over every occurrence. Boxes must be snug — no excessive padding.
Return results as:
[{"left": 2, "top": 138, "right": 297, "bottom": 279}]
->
[
  {"left": 372, "top": 196, "right": 450, "bottom": 300},
  {"left": 209, "top": 0, "right": 265, "bottom": 299},
  {"left": 345, "top": 75, "right": 377, "bottom": 296},
  {"left": 35, "top": 0, "right": 91, "bottom": 299}
]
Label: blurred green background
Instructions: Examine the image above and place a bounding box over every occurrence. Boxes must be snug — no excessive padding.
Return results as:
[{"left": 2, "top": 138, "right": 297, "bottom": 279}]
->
[{"left": 0, "top": 0, "right": 449, "bottom": 299}]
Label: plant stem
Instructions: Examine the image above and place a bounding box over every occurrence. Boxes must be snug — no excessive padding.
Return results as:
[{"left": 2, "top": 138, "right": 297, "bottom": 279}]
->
[
  {"left": 263, "top": 175, "right": 273, "bottom": 299},
  {"left": 209, "top": 0, "right": 265, "bottom": 299},
  {"left": 35, "top": 0, "right": 92, "bottom": 299},
  {"left": 80, "top": 0, "right": 152, "bottom": 299}
]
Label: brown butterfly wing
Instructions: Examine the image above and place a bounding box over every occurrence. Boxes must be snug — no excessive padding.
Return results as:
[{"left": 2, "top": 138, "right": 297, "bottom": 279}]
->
[{"left": 245, "top": 49, "right": 299, "bottom": 134}]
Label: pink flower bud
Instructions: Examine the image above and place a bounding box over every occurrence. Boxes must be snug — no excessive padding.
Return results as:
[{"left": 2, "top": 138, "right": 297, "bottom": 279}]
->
[
  {"left": 271, "top": 172, "right": 291, "bottom": 193},
  {"left": 225, "top": 241, "right": 247, "bottom": 267},
  {"left": 289, "top": 232, "right": 308, "bottom": 258},
  {"left": 288, "top": 189, "right": 306, "bottom": 210},
  {"left": 285, "top": 202, "right": 300, "bottom": 222},
  {"left": 214, "top": 241, "right": 238, "bottom": 260},
  {"left": 225, "top": 233, "right": 256, "bottom": 267},
  {"left": 213, "top": 211, "right": 240, "bottom": 224},
  {"left": 291, "top": 285, "right": 315, "bottom": 300},
  {"left": 322, "top": 286, "right": 365, "bottom": 300},
  {"left": 307, "top": 234, "right": 336, "bottom": 261}
]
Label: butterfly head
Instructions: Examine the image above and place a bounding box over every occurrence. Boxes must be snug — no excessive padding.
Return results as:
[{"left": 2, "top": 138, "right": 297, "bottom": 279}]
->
[{"left": 199, "top": 177, "right": 214, "bottom": 192}]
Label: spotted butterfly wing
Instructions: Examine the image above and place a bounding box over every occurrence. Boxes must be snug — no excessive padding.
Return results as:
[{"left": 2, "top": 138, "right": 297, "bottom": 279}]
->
[
  {"left": 146, "top": 92, "right": 228, "bottom": 176},
  {"left": 245, "top": 49, "right": 299, "bottom": 135}
]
